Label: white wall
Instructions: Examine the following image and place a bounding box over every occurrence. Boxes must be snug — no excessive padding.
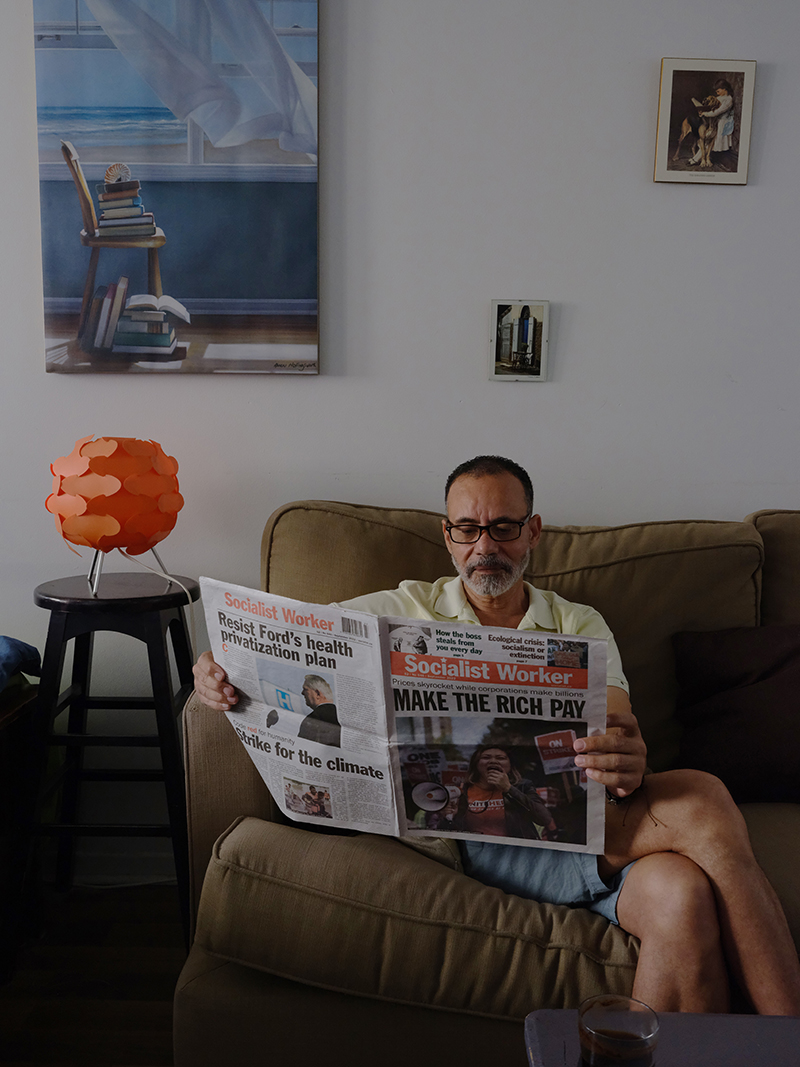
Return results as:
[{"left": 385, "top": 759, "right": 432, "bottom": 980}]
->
[{"left": 2, "top": 1, "right": 799, "bottom": 873}]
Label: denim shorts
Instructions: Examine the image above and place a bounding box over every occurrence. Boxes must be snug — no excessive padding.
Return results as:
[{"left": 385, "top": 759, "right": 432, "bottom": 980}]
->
[{"left": 459, "top": 840, "right": 635, "bottom": 925}]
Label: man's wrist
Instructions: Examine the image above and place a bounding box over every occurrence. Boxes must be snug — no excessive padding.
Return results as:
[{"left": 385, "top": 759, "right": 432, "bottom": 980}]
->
[{"left": 605, "top": 780, "right": 643, "bottom": 805}]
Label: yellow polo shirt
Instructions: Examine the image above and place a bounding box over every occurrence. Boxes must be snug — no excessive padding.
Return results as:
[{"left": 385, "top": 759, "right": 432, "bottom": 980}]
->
[{"left": 339, "top": 576, "right": 628, "bottom": 692}]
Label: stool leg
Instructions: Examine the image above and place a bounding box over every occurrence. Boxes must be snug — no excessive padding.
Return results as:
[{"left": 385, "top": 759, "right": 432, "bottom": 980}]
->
[
  {"left": 27, "top": 613, "right": 71, "bottom": 897},
  {"left": 168, "top": 610, "right": 195, "bottom": 709},
  {"left": 33, "top": 613, "right": 70, "bottom": 760},
  {"left": 55, "top": 630, "right": 94, "bottom": 888},
  {"left": 146, "top": 614, "right": 190, "bottom": 946}
]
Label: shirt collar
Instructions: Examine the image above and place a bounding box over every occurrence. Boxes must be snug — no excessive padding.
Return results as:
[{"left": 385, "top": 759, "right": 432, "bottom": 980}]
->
[{"left": 433, "top": 576, "right": 558, "bottom": 630}]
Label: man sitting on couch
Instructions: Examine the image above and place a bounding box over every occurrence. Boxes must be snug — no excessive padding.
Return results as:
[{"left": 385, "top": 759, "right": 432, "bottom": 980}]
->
[{"left": 193, "top": 454, "right": 800, "bottom": 1016}]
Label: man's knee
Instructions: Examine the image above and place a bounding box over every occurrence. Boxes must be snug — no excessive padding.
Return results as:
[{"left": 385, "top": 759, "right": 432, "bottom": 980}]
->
[
  {"left": 619, "top": 853, "right": 720, "bottom": 942},
  {"left": 652, "top": 769, "right": 747, "bottom": 840},
  {"left": 653, "top": 854, "right": 718, "bottom": 932},
  {"left": 659, "top": 767, "right": 732, "bottom": 803},
  {"left": 654, "top": 771, "right": 762, "bottom": 882},
  {"left": 605, "top": 769, "right": 752, "bottom": 871}
]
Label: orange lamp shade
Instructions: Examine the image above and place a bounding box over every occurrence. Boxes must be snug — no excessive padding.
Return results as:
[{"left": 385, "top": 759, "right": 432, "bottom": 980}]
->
[{"left": 46, "top": 435, "right": 184, "bottom": 555}]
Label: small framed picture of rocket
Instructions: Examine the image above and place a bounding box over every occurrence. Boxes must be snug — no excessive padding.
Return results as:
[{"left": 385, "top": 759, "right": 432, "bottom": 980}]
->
[
  {"left": 654, "top": 58, "right": 756, "bottom": 185},
  {"left": 489, "top": 300, "right": 549, "bottom": 381}
]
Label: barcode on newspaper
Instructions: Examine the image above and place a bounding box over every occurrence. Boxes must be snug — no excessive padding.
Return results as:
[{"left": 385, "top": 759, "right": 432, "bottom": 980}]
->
[{"left": 341, "top": 616, "right": 367, "bottom": 638}]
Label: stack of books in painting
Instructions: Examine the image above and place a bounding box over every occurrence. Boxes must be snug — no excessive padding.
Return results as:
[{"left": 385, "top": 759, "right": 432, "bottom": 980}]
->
[
  {"left": 81, "top": 277, "right": 189, "bottom": 360},
  {"left": 112, "top": 292, "right": 191, "bottom": 360},
  {"left": 81, "top": 274, "right": 130, "bottom": 353},
  {"left": 95, "top": 175, "right": 157, "bottom": 237}
]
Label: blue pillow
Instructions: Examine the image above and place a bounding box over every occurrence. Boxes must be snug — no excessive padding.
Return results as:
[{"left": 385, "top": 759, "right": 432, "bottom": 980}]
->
[{"left": 0, "top": 636, "right": 41, "bottom": 692}]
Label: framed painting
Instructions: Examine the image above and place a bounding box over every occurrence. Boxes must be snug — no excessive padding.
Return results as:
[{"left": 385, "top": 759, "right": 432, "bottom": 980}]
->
[
  {"left": 34, "top": 0, "right": 318, "bottom": 374},
  {"left": 654, "top": 58, "right": 755, "bottom": 185},
  {"left": 489, "top": 300, "right": 549, "bottom": 381}
]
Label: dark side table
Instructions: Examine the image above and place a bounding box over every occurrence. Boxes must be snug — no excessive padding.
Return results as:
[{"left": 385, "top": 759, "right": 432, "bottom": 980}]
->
[
  {"left": 0, "top": 678, "right": 39, "bottom": 981},
  {"left": 525, "top": 1008, "right": 800, "bottom": 1066},
  {"left": 32, "top": 572, "right": 199, "bottom": 945}
]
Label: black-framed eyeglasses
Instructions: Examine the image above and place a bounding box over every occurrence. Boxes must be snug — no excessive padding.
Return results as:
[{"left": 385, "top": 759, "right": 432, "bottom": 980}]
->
[{"left": 445, "top": 518, "right": 531, "bottom": 544}]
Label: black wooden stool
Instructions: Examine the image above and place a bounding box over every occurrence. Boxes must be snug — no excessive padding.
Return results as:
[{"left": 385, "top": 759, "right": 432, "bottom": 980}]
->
[{"left": 32, "top": 572, "right": 199, "bottom": 944}]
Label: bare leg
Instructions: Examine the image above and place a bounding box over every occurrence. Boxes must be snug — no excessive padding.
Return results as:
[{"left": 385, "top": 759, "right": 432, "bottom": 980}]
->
[
  {"left": 615, "top": 852, "right": 729, "bottom": 1012},
  {"left": 602, "top": 770, "right": 800, "bottom": 1015}
]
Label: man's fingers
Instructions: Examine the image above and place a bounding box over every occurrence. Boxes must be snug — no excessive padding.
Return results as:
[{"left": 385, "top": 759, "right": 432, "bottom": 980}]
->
[
  {"left": 574, "top": 749, "right": 646, "bottom": 777},
  {"left": 586, "top": 769, "right": 642, "bottom": 796},
  {"left": 574, "top": 734, "right": 644, "bottom": 759},
  {"left": 574, "top": 728, "right": 646, "bottom": 796},
  {"left": 192, "top": 651, "right": 239, "bottom": 711},
  {"left": 195, "top": 681, "right": 239, "bottom": 711},
  {"left": 198, "top": 692, "right": 235, "bottom": 712},
  {"left": 577, "top": 752, "right": 643, "bottom": 793}
]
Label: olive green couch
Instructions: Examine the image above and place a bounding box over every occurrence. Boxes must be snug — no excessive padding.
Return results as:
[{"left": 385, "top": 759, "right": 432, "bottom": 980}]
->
[{"left": 173, "top": 503, "right": 800, "bottom": 1066}]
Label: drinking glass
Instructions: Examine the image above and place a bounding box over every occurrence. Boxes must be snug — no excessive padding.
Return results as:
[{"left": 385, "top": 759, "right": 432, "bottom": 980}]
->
[{"left": 578, "top": 994, "right": 659, "bottom": 1066}]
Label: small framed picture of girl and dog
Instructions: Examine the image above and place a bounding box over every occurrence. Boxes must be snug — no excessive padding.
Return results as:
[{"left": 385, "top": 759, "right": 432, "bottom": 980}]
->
[{"left": 654, "top": 58, "right": 756, "bottom": 185}]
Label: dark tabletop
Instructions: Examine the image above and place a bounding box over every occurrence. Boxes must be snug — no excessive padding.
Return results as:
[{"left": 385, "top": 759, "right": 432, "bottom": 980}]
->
[
  {"left": 34, "top": 573, "right": 200, "bottom": 614},
  {"left": 525, "top": 1009, "right": 800, "bottom": 1067}
]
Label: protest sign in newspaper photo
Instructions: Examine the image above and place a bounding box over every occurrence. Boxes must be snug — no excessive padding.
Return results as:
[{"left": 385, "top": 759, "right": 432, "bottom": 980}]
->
[{"left": 200, "top": 577, "right": 609, "bottom": 852}]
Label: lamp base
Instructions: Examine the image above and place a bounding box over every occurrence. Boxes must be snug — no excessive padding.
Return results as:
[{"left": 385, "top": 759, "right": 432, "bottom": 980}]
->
[
  {"left": 87, "top": 549, "right": 104, "bottom": 597},
  {"left": 87, "top": 546, "right": 173, "bottom": 597}
]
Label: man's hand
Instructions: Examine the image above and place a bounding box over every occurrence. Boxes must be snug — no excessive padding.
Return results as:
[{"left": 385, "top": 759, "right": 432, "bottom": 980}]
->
[
  {"left": 192, "top": 650, "right": 239, "bottom": 711},
  {"left": 573, "top": 686, "right": 647, "bottom": 798}
]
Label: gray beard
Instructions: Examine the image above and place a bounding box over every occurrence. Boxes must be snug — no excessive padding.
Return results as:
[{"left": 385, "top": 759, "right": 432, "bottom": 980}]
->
[{"left": 452, "top": 549, "right": 530, "bottom": 598}]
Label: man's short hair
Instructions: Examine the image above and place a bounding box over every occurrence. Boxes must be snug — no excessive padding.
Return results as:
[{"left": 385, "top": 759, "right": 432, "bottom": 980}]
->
[
  {"left": 303, "top": 675, "right": 333, "bottom": 700},
  {"left": 445, "top": 455, "right": 534, "bottom": 514}
]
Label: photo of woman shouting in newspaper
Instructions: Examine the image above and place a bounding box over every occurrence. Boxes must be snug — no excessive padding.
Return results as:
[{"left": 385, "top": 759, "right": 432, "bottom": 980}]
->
[
  {"left": 448, "top": 745, "right": 558, "bottom": 840},
  {"left": 398, "top": 716, "right": 596, "bottom": 849}
]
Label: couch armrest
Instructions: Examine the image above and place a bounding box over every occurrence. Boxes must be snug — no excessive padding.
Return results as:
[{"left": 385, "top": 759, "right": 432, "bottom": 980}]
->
[{"left": 183, "top": 693, "right": 280, "bottom": 923}]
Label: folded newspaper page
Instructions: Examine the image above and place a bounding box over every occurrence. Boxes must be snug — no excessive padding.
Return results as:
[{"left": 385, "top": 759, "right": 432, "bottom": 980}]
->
[{"left": 201, "top": 577, "right": 608, "bottom": 853}]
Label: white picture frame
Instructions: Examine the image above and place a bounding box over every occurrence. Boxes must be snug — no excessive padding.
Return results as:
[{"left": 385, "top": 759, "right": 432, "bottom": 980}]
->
[
  {"left": 489, "top": 300, "right": 549, "bottom": 381},
  {"left": 654, "top": 58, "right": 756, "bottom": 185}
]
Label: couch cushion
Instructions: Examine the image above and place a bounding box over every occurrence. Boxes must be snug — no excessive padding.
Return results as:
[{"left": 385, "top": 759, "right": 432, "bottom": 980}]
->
[
  {"left": 746, "top": 511, "right": 800, "bottom": 626},
  {"left": 400, "top": 834, "right": 462, "bottom": 869},
  {"left": 671, "top": 625, "right": 800, "bottom": 803},
  {"left": 195, "top": 817, "right": 638, "bottom": 1016}
]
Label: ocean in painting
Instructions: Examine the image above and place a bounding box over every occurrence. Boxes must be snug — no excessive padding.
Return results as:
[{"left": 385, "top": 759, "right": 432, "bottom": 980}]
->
[{"left": 38, "top": 106, "right": 186, "bottom": 151}]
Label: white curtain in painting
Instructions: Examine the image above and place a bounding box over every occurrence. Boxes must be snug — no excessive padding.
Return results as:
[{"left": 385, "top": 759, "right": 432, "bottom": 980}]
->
[{"left": 83, "top": 0, "right": 317, "bottom": 155}]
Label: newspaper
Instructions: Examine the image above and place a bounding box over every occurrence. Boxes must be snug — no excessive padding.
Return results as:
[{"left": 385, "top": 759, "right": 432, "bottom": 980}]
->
[{"left": 201, "top": 576, "right": 609, "bottom": 853}]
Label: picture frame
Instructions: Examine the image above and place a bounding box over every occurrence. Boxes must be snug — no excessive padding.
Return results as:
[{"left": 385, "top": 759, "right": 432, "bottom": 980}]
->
[
  {"left": 34, "top": 0, "right": 318, "bottom": 375},
  {"left": 654, "top": 58, "right": 756, "bottom": 185},
  {"left": 489, "top": 300, "right": 549, "bottom": 381}
]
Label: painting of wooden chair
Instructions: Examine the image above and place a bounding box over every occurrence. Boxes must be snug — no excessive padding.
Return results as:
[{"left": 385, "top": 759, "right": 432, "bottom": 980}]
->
[{"left": 60, "top": 141, "right": 166, "bottom": 337}]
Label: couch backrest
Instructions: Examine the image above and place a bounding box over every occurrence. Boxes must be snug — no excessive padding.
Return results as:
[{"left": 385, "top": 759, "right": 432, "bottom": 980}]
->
[
  {"left": 261, "top": 501, "right": 770, "bottom": 769},
  {"left": 262, "top": 501, "right": 452, "bottom": 601},
  {"left": 530, "top": 520, "right": 762, "bottom": 767},
  {"left": 746, "top": 510, "right": 800, "bottom": 626}
]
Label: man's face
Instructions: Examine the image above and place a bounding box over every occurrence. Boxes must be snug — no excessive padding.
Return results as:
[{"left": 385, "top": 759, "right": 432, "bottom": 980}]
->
[
  {"left": 443, "top": 472, "right": 542, "bottom": 598},
  {"left": 302, "top": 681, "right": 321, "bottom": 708}
]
